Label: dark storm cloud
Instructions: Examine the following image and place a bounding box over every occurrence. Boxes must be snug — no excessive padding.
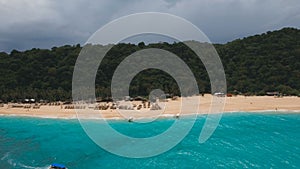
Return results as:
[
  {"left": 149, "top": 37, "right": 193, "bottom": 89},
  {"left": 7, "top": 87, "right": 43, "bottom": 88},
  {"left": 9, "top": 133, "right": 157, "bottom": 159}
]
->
[{"left": 0, "top": 0, "right": 299, "bottom": 52}]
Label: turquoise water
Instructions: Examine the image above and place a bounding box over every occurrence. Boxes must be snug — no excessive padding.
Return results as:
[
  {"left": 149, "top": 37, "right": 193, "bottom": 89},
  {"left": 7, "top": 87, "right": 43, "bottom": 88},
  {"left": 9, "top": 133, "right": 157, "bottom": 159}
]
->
[{"left": 0, "top": 112, "right": 299, "bottom": 169}]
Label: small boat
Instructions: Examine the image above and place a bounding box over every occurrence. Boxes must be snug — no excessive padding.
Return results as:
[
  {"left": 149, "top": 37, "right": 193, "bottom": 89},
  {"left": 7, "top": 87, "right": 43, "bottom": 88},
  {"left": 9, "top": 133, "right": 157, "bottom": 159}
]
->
[
  {"left": 49, "top": 163, "right": 67, "bottom": 169},
  {"left": 128, "top": 117, "right": 134, "bottom": 122}
]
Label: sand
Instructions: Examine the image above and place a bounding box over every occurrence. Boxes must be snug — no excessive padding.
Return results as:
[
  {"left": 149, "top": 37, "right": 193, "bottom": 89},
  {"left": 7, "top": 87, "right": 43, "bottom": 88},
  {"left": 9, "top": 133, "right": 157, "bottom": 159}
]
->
[{"left": 0, "top": 95, "right": 299, "bottom": 119}]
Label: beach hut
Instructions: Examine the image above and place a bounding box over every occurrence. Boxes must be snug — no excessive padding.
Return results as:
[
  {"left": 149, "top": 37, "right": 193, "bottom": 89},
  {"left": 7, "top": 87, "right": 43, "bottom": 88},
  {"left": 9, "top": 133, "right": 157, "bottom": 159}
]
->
[
  {"left": 63, "top": 101, "right": 72, "bottom": 105},
  {"left": 124, "top": 96, "right": 133, "bottom": 101},
  {"left": 213, "top": 92, "right": 225, "bottom": 97},
  {"left": 24, "top": 99, "right": 30, "bottom": 103},
  {"left": 100, "top": 97, "right": 113, "bottom": 102},
  {"left": 266, "top": 92, "right": 280, "bottom": 96},
  {"left": 133, "top": 96, "right": 147, "bottom": 101}
]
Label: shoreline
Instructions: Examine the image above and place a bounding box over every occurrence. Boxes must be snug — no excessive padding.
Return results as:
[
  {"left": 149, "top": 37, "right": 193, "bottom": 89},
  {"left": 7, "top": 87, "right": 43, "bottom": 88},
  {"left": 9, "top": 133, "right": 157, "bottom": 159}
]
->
[
  {"left": 1, "top": 110, "right": 300, "bottom": 120},
  {"left": 1, "top": 95, "right": 299, "bottom": 120},
  {"left": 0, "top": 94, "right": 300, "bottom": 120}
]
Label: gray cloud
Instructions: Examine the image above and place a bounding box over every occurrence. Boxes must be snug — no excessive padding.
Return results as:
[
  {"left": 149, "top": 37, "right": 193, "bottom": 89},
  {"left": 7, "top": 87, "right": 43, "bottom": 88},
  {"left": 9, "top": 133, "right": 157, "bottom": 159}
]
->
[{"left": 0, "top": 0, "right": 299, "bottom": 52}]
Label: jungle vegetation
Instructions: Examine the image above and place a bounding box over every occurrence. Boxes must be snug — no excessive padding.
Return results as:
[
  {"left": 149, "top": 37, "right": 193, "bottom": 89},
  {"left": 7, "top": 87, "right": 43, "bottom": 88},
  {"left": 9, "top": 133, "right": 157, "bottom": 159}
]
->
[{"left": 0, "top": 27, "right": 299, "bottom": 102}]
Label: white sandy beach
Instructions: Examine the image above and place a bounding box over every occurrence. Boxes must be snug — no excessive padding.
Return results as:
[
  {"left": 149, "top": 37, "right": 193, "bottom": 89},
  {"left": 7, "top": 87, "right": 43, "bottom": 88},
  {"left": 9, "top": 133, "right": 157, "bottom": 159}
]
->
[{"left": 0, "top": 95, "right": 299, "bottom": 119}]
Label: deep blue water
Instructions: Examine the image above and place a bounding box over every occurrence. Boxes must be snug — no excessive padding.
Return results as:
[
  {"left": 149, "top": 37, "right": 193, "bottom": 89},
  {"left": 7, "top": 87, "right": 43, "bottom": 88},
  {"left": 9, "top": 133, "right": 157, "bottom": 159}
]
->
[{"left": 0, "top": 112, "right": 299, "bottom": 169}]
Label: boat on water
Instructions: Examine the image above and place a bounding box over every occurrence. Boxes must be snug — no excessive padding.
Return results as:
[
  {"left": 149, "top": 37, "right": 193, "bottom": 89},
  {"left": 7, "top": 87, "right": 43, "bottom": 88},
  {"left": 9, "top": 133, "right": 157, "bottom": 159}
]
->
[
  {"left": 128, "top": 116, "right": 134, "bottom": 122},
  {"left": 49, "top": 163, "right": 67, "bottom": 169}
]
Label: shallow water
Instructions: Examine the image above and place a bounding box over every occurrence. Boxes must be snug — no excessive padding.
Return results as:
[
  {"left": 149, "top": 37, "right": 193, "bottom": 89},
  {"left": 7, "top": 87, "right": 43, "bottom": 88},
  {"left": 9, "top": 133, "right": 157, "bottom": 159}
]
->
[{"left": 0, "top": 112, "right": 299, "bottom": 168}]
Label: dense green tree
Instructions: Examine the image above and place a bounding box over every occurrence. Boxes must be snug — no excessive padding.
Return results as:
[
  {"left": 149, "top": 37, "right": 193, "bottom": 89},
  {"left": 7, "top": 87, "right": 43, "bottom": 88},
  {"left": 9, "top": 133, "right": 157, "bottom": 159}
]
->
[{"left": 0, "top": 28, "right": 299, "bottom": 102}]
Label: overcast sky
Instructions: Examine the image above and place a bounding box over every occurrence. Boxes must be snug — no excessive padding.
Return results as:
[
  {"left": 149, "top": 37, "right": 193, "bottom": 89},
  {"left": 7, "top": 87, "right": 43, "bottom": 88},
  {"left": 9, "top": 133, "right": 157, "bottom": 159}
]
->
[{"left": 0, "top": 0, "right": 299, "bottom": 52}]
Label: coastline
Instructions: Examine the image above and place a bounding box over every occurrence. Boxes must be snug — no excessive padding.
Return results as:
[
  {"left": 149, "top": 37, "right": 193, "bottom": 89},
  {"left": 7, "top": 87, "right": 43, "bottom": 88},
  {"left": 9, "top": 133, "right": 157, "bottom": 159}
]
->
[
  {"left": 1, "top": 110, "right": 300, "bottom": 121},
  {"left": 0, "top": 95, "right": 299, "bottom": 120}
]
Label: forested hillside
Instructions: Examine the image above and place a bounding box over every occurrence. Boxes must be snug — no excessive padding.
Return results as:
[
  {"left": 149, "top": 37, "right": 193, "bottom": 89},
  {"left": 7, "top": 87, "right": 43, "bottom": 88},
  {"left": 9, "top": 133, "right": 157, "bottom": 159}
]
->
[{"left": 0, "top": 28, "right": 299, "bottom": 102}]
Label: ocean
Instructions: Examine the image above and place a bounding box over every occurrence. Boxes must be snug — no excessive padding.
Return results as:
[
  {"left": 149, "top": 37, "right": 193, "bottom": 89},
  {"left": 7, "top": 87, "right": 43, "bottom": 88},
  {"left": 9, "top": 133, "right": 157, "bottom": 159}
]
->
[{"left": 0, "top": 112, "right": 299, "bottom": 169}]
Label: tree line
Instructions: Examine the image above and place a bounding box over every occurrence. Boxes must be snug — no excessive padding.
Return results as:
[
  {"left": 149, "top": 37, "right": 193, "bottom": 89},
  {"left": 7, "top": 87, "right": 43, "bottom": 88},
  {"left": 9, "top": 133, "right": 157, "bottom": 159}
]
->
[{"left": 0, "top": 27, "right": 299, "bottom": 102}]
